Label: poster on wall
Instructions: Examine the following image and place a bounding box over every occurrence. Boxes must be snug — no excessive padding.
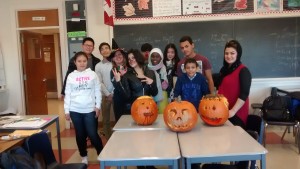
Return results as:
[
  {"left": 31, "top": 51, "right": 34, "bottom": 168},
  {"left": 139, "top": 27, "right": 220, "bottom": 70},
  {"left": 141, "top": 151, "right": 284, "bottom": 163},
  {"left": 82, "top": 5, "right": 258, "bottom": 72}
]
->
[
  {"left": 257, "top": 0, "right": 280, "bottom": 12},
  {"left": 212, "top": 0, "right": 254, "bottom": 13},
  {"left": 115, "top": 0, "right": 153, "bottom": 18},
  {"left": 283, "top": 0, "right": 300, "bottom": 10},
  {"left": 153, "top": 0, "right": 181, "bottom": 17},
  {"left": 182, "top": 0, "right": 212, "bottom": 15}
]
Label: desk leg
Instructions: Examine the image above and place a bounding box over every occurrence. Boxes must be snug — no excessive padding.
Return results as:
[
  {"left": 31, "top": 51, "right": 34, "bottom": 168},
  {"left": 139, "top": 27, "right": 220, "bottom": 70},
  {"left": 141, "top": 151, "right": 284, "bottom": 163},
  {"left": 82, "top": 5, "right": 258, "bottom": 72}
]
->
[
  {"left": 186, "top": 159, "right": 191, "bottom": 169},
  {"left": 172, "top": 159, "right": 178, "bottom": 169},
  {"left": 181, "top": 157, "right": 185, "bottom": 169},
  {"left": 100, "top": 161, "right": 105, "bottom": 169},
  {"left": 55, "top": 118, "right": 62, "bottom": 163},
  {"left": 261, "top": 154, "right": 266, "bottom": 169}
]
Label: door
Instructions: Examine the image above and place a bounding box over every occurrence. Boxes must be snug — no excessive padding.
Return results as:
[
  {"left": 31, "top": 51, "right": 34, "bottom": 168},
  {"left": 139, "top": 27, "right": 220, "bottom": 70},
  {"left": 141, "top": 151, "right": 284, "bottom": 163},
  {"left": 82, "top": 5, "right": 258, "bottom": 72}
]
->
[{"left": 20, "top": 31, "right": 48, "bottom": 115}]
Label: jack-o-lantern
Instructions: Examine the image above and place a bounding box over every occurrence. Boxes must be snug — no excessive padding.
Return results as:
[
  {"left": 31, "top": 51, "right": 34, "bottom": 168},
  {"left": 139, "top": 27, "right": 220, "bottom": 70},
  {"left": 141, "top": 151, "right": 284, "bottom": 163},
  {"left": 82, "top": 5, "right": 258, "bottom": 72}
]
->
[
  {"left": 131, "top": 96, "right": 158, "bottom": 125},
  {"left": 199, "top": 94, "right": 229, "bottom": 126},
  {"left": 163, "top": 101, "right": 198, "bottom": 132}
]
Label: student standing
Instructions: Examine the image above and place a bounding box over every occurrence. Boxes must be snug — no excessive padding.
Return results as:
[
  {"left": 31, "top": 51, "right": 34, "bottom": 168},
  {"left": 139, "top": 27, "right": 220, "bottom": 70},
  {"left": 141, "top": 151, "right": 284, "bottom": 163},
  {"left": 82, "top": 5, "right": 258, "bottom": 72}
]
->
[
  {"left": 176, "top": 35, "right": 214, "bottom": 94},
  {"left": 217, "top": 40, "right": 252, "bottom": 129},
  {"left": 140, "top": 43, "right": 153, "bottom": 64},
  {"left": 112, "top": 49, "right": 158, "bottom": 116},
  {"left": 174, "top": 58, "right": 209, "bottom": 109},
  {"left": 64, "top": 52, "right": 103, "bottom": 165},
  {"left": 163, "top": 43, "right": 180, "bottom": 102},
  {"left": 95, "top": 42, "right": 113, "bottom": 140},
  {"left": 215, "top": 39, "right": 252, "bottom": 169},
  {"left": 121, "top": 49, "right": 157, "bottom": 169},
  {"left": 148, "top": 48, "right": 168, "bottom": 113},
  {"left": 110, "top": 49, "right": 129, "bottom": 121},
  {"left": 61, "top": 37, "right": 101, "bottom": 96}
]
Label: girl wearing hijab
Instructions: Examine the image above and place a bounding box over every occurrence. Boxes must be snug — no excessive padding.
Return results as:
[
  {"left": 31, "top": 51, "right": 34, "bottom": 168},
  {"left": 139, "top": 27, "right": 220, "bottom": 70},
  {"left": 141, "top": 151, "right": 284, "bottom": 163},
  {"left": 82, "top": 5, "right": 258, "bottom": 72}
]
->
[
  {"left": 217, "top": 40, "right": 252, "bottom": 129},
  {"left": 148, "top": 48, "right": 169, "bottom": 114}
]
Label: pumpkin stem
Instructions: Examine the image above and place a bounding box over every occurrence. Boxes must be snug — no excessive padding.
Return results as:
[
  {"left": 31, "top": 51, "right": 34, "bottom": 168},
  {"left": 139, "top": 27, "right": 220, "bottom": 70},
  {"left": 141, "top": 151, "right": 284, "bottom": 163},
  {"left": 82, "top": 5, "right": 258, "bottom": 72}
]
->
[
  {"left": 176, "top": 96, "right": 182, "bottom": 103},
  {"left": 213, "top": 87, "right": 217, "bottom": 96}
]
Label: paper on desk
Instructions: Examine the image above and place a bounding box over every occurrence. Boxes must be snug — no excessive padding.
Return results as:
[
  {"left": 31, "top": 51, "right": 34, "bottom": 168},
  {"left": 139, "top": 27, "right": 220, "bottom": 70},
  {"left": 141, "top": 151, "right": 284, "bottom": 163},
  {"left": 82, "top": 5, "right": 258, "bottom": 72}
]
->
[
  {"left": 0, "top": 116, "right": 24, "bottom": 125},
  {"left": 1, "top": 120, "right": 47, "bottom": 128}
]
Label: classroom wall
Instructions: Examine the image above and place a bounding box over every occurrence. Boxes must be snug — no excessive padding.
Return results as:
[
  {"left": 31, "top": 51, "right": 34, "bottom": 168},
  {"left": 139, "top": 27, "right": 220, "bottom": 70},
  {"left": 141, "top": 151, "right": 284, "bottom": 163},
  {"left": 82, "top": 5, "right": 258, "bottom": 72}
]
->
[{"left": 0, "top": 0, "right": 299, "bottom": 114}]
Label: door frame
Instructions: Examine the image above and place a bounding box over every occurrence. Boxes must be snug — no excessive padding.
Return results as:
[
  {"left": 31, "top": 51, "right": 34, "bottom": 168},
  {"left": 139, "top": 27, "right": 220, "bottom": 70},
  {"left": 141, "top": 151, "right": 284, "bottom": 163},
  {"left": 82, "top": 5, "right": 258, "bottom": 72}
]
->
[{"left": 15, "top": 7, "right": 66, "bottom": 114}]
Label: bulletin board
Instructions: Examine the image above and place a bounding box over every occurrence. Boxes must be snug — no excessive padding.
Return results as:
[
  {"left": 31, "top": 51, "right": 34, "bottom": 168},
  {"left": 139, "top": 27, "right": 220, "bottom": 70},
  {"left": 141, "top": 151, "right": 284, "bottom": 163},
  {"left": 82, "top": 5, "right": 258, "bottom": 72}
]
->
[{"left": 113, "top": 0, "right": 300, "bottom": 24}]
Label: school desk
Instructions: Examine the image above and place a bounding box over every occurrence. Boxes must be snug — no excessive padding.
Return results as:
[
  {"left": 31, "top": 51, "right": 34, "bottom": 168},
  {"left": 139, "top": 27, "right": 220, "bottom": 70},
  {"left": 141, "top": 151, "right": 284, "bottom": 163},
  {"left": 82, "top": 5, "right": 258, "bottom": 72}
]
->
[
  {"left": 0, "top": 115, "right": 62, "bottom": 163},
  {"left": 98, "top": 129, "right": 181, "bottom": 169},
  {"left": 178, "top": 125, "right": 268, "bottom": 169}
]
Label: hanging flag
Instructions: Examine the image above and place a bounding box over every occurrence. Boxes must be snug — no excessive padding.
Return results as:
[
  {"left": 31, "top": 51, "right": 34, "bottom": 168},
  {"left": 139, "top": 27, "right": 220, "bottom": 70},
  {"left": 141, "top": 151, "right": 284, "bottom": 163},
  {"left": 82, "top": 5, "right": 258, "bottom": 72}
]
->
[{"left": 103, "top": 0, "right": 114, "bottom": 26}]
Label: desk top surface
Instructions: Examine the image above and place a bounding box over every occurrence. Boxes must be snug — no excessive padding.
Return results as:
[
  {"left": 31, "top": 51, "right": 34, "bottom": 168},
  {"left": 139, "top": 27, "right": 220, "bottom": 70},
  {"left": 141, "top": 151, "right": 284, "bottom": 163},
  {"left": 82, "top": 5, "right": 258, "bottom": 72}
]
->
[
  {"left": 178, "top": 125, "right": 268, "bottom": 158},
  {"left": 98, "top": 130, "right": 181, "bottom": 161},
  {"left": 0, "top": 115, "right": 58, "bottom": 130}
]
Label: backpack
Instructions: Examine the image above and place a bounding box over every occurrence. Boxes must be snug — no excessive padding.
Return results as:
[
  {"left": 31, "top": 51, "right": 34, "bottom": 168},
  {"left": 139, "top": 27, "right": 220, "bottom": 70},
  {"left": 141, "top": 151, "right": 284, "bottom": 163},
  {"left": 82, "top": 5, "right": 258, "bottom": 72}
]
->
[
  {"left": 0, "top": 146, "right": 40, "bottom": 169},
  {"left": 262, "top": 95, "right": 293, "bottom": 122}
]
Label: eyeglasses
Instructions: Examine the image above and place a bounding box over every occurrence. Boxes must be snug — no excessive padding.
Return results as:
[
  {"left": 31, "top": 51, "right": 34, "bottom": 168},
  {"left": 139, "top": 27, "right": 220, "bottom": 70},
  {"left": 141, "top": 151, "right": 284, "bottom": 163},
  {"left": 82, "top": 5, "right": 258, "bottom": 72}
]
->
[{"left": 83, "top": 44, "right": 94, "bottom": 48}]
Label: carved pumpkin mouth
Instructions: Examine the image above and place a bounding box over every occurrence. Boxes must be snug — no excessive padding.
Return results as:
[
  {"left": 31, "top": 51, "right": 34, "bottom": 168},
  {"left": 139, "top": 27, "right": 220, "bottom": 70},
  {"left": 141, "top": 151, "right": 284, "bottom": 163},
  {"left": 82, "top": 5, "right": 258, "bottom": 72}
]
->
[
  {"left": 143, "top": 112, "right": 154, "bottom": 116},
  {"left": 201, "top": 115, "right": 222, "bottom": 124},
  {"left": 168, "top": 112, "right": 192, "bottom": 129}
]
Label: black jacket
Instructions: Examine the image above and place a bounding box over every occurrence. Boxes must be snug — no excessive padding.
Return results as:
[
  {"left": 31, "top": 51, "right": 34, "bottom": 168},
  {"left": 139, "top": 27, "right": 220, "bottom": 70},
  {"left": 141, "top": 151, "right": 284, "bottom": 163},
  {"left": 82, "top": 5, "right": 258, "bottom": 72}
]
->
[
  {"left": 112, "top": 66, "right": 158, "bottom": 106},
  {"left": 61, "top": 54, "right": 100, "bottom": 95}
]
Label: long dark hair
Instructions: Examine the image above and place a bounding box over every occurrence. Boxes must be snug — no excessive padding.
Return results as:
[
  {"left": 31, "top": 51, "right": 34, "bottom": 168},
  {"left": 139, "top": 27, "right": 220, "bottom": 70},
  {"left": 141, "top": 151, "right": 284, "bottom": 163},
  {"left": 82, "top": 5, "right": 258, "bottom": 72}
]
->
[
  {"left": 163, "top": 43, "right": 180, "bottom": 69},
  {"left": 127, "top": 49, "right": 145, "bottom": 68}
]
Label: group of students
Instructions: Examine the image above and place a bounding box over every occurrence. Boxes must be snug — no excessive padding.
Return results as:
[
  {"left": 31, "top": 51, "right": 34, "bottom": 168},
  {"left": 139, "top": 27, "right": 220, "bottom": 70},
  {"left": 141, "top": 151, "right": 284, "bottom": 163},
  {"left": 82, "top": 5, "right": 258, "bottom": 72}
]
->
[{"left": 62, "top": 36, "right": 252, "bottom": 168}]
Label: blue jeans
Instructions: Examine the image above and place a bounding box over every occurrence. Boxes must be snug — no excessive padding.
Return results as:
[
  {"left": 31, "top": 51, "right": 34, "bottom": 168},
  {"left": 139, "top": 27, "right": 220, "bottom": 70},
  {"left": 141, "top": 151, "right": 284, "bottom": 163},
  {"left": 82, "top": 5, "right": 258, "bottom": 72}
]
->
[{"left": 70, "top": 111, "right": 103, "bottom": 157}]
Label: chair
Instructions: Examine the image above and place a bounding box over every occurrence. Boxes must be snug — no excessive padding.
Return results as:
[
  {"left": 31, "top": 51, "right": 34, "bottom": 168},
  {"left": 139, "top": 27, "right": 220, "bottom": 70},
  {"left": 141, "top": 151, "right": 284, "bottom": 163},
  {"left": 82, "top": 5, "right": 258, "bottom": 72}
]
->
[
  {"left": 23, "top": 132, "right": 87, "bottom": 169},
  {"left": 202, "top": 115, "right": 263, "bottom": 169},
  {"left": 246, "top": 115, "right": 264, "bottom": 145},
  {"left": 246, "top": 115, "right": 264, "bottom": 169},
  {"left": 262, "top": 87, "right": 300, "bottom": 153}
]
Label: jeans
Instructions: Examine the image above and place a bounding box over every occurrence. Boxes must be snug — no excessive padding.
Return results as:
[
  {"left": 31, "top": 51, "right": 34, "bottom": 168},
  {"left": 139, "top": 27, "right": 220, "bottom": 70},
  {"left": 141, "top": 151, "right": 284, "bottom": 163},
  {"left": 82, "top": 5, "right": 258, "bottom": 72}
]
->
[
  {"left": 70, "top": 111, "right": 103, "bottom": 157},
  {"left": 101, "top": 96, "right": 113, "bottom": 139}
]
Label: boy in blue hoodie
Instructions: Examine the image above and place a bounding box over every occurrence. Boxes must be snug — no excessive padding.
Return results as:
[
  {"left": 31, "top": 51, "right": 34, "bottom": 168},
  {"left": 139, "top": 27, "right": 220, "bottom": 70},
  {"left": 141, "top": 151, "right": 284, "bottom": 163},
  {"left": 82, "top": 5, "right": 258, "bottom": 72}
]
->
[{"left": 174, "top": 58, "right": 209, "bottom": 109}]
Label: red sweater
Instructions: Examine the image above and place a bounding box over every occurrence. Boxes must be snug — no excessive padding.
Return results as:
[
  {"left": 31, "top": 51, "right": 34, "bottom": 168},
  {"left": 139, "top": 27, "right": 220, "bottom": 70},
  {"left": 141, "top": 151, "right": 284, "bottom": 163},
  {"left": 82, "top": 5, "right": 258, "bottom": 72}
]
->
[{"left": 218, "top": 64, "right": 249, "bottom": 125}]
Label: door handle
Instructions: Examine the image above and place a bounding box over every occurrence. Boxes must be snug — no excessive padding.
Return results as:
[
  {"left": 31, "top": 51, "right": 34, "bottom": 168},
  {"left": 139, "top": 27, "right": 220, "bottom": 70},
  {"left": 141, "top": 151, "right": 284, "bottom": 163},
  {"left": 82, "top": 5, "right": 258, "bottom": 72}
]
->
[{"left": 42, "top": 78, "right": 47, "bottom": 82}]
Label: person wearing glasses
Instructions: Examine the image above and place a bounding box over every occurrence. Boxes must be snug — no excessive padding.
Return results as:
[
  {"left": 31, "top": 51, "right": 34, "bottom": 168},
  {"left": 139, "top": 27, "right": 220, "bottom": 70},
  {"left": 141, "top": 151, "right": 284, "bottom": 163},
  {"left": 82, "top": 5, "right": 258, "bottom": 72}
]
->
[{"left": 61, "top": 37, "right": 101, "bottom": 97}]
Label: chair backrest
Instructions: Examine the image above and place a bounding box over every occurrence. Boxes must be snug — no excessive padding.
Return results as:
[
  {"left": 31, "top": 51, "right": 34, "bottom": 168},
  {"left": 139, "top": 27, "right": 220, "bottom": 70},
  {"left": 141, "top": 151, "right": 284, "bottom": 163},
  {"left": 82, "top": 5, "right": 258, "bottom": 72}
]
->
[
  {"left": 23, "top": 132, "right": 57, "bottom": 167},
  {"left": 246, "top": 114, "right": 264, "bottom": 144}
]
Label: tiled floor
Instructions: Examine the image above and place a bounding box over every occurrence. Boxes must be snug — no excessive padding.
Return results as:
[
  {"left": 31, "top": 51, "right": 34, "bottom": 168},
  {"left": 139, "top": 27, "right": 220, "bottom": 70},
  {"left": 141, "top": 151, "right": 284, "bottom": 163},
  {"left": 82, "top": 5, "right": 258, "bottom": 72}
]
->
[{"left": 46, "top": 99, "right": 300, "bottom": 169}]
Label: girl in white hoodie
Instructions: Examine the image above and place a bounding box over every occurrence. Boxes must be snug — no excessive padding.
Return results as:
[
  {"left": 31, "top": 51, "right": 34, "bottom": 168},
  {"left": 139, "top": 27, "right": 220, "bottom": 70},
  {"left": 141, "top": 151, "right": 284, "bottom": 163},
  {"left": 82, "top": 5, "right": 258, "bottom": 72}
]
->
[{"left": 64, "top": 51, "right": 103, "bottom": 164}]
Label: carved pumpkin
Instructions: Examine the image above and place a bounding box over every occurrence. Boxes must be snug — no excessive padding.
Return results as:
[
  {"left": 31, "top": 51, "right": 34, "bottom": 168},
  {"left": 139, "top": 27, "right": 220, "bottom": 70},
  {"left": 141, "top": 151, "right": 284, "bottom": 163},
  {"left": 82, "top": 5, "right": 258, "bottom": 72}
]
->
[
  {"left": 131, "top": 96, "right": 158, "bottom": 125},
  {"left": 163, "top": 101, "right": 198, "bottom": 132},
  {"left": 199, "top": 94, "right": 229, "bottom": 126}
]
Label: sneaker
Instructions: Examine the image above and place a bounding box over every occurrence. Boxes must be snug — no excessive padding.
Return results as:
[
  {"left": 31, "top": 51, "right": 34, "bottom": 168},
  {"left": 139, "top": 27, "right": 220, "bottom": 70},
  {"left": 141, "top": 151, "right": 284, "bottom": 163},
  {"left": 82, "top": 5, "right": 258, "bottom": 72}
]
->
[{"left": 81, "top": 156, "right": 88, "bottom": 165}]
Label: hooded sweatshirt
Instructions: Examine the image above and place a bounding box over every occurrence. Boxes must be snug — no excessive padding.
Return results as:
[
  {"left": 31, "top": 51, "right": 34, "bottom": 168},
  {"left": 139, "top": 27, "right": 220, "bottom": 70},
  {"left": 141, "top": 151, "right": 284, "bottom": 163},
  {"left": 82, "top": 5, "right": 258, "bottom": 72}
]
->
[{"left": 64, "top": 68, "right": 101, "bottom": 114}]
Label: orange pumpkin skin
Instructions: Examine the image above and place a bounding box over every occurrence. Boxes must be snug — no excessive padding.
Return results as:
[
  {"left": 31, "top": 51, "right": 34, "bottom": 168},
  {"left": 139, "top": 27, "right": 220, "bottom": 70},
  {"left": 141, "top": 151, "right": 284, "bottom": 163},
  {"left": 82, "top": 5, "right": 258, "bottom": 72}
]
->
[
  {"left": 163, "top": 101, "right": 198, "bottom": 132},
  {"left": 199, "top": 94, "right": 229, "bottom": 126},
  {"left": 131, "top": 96, "right": 158, "bottom": 125}
]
